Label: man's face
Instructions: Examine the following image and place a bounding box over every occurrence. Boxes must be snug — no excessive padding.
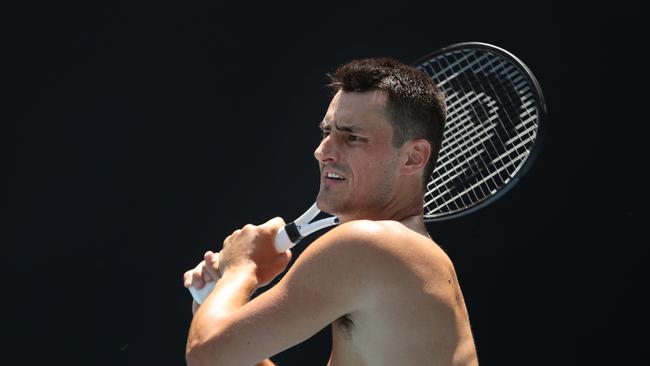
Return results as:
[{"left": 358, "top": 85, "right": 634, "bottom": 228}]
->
[{"left": 314, "top": 90, "right": 402, "bottom": 221}]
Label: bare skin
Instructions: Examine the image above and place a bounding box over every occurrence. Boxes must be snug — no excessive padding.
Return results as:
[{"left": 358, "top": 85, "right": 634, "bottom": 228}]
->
[
  {"left": 185, "top": 90, "right": 478, "bottom": 366},
  {"left": 325, "top": 219, "right": 477, "bottom": 366}
]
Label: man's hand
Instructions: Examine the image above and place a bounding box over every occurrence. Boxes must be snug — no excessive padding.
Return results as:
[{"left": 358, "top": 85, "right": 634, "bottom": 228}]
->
[
  {"left": 218, "top": 217, "right": 292, "bottom": 290},
  {"left": 183, "top": 251, "right": 222, "bottom": 313},
  {"left": 182, "top": 217, "right": 293, "bottom": 312},
  {"left": 183, "top": 252, "right": 221, "bottom": 290}
]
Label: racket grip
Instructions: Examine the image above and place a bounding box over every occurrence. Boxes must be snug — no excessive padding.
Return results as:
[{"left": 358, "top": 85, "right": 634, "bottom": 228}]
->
[
  {"left": 189, "top": 282, "right": 215, "bottom": 304},
  {"left": 274, "top": 224, "right": 299, "bottom": 252}
]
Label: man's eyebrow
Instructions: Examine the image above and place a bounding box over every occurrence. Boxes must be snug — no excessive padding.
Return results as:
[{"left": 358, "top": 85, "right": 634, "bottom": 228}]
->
[{"left": 319, "top": 119, "right": 362, "bottom": 133}]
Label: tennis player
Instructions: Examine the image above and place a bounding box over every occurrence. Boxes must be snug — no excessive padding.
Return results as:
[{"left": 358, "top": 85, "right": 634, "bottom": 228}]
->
[{"left": 184, "top": 58, "right": 478, "bottom": 366}]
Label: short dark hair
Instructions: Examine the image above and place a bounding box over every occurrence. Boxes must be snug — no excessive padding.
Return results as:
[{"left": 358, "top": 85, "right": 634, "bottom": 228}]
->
[{"left": 327, "top": 58, "right": 446, "bottom": 182}]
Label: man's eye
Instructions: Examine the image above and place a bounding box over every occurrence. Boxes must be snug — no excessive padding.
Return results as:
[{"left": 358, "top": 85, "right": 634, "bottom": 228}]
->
[{"left": 348, "top": 135, "right": 361, "bottom": 141}]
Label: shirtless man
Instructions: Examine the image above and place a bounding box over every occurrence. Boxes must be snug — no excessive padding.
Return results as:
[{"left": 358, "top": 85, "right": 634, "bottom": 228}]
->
[{"left": 184, "top": 58, "right": 478, "bottom": 366}]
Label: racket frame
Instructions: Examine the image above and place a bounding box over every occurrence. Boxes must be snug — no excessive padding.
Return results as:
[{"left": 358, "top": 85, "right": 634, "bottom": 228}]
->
[{"left": 413, "top": 41, "right": 547, "bottom": 221}]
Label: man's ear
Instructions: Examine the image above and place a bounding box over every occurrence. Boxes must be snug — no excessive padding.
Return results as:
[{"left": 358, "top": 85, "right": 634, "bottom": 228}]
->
[{"left": 401, "top": 139, "right": 431, "bottom": 176}]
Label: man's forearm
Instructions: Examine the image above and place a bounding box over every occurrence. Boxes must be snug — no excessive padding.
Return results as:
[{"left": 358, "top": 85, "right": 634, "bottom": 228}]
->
[
  {"left": 194, "top": 265, "right": 257, "bottom": 317},
  {"left": 186, "top": 264, "right": 268, "bottom": 365}
]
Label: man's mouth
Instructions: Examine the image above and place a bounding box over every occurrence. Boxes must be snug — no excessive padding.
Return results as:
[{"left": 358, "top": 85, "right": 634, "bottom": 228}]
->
[{"left": 325, "top": 172, "right": 345, "bottom": 180}]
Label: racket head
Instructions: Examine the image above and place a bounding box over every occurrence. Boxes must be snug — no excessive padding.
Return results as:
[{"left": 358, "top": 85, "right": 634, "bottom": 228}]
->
[{"left": 414, "top": 42, "right": 546, "bottom": 222}]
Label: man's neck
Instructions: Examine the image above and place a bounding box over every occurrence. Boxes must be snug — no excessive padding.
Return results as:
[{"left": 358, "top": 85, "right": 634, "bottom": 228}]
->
[
  {"left": 397, "top": 213, "right": 430, "bottom": 239},
  {"left": 337, "top": 200, "right": 425, "bottom": 229},
  {"left": 330, "top": 182, "right": 426, "bottom": 228}
]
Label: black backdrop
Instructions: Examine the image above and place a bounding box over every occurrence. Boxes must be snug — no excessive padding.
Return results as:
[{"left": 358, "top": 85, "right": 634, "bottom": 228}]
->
[{"left": 6, "top": 1, "right": 645, "bottom": 365}]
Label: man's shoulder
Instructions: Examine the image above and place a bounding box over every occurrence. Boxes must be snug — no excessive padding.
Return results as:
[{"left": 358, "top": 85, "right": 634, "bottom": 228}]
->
[
  {"left": 303, "top": 219, "right": 451, "bottom": 275},
  {"left": 326, "top": 219, "right": 417, "bottom": 240},
  {"left": 327, "top": 219, "right": 440, "bottom": 253},
  {"left": 318, "top": 219, "right": 414, "bottom": 251},
  {"left": 297, "top": 219, "right": 390, "bottom": 260},
  {"left": 289, "top": 219, "right": 455, "bottom": 310}
]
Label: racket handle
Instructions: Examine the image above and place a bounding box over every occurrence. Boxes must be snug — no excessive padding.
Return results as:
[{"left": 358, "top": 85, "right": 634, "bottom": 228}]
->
[
  {"left": 188, "top": 224, "right": 298, "bottom": 304},
  {"left": 188, "top": 213, "right": 339, "bottom": 304},
  {"left": 274, "top": 222, "right": 300, "bottom": 252},
  {"left": 189, "top": 283, "right": 214, "bottom": 304}
]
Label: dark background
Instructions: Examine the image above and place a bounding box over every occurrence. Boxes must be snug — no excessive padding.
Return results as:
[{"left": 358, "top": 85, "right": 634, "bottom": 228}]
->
[{"left": 5, "top": 1, "right": 644, "bottom": 365}]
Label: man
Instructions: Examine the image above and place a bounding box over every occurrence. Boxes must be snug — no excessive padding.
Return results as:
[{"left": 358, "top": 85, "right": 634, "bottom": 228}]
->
[{"left": 184, "top": 58, "right": 479, "bottom": 365}]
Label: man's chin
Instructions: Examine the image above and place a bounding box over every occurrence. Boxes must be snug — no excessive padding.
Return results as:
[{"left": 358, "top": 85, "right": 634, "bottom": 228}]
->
[{"left": 315, "top": 195, "right": 341, "bottom": 216}]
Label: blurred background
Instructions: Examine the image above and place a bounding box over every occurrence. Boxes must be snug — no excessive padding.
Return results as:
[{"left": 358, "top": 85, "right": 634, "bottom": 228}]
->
[{"left": 5, "top": 1, "right": 644, "bottom": 365}]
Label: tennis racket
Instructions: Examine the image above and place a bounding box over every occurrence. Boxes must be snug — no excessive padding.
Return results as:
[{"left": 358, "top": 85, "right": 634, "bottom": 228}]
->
[{"left": 189, "top": 42, "right": 546, "bottom": 303}]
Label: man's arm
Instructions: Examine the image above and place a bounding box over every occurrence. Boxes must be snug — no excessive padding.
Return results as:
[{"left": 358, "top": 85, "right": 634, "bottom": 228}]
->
[
  {"left": 185, "top": 219, "right": 390, "bottom": 366},
  {"left": 186, "top": 262, "right": 277, "bottom": 366},
  {"left": 186, "top": 218, "right": 291, "bottom": 366}
]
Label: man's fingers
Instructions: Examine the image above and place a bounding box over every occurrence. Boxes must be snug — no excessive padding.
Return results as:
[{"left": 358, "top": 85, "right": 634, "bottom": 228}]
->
[
  {"left": 283, "top": 249, "right": 293, "bottom": 263},
  {"left": 262, "top": 216, "right": 286, "bottom": 234},
  {"left": 183, "top": 270, "right": 193, "bottom": 288},
  {"left": 181, "top": 252, "right": 224, "bottom": 291},
  {"left": 204, "top": 251, "right": 221, "bottom": 279},
  {"left": 202, "top": 270, "right": 212, "bottom": 282},
  {"left": 191, "top": 269, "right": 205, "bottom": 289},
  {"left": 185, "top": 260, "right": 207, "bottom": 289},
  {"left": 183, "top": 261, "right": 205, "bottom": 287},
  {"left": 268, "top": 216, "right": 286, "bottom": 227}
]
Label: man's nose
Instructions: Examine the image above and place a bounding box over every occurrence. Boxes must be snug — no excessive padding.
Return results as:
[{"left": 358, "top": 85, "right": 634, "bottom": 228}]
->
[{"left": 314, "top": 135, "right": 337, "bottom": 163}]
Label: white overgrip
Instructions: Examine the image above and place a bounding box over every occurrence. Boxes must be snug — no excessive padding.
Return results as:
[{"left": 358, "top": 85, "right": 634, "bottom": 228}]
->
[
  {"left": 274, "top": 225, "right": 295, "bottom": 252},
  {"left": 189, "top": 282, "right": 214, "bottom": 304}
]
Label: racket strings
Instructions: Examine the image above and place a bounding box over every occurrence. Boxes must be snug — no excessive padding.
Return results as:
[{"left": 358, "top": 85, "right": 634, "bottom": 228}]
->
[
  {"left": 418, "top": 48, "right": 540, "bottom": 218},
  {"left": 427, "top": 52, "right": 505, "bottom": 211}
]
